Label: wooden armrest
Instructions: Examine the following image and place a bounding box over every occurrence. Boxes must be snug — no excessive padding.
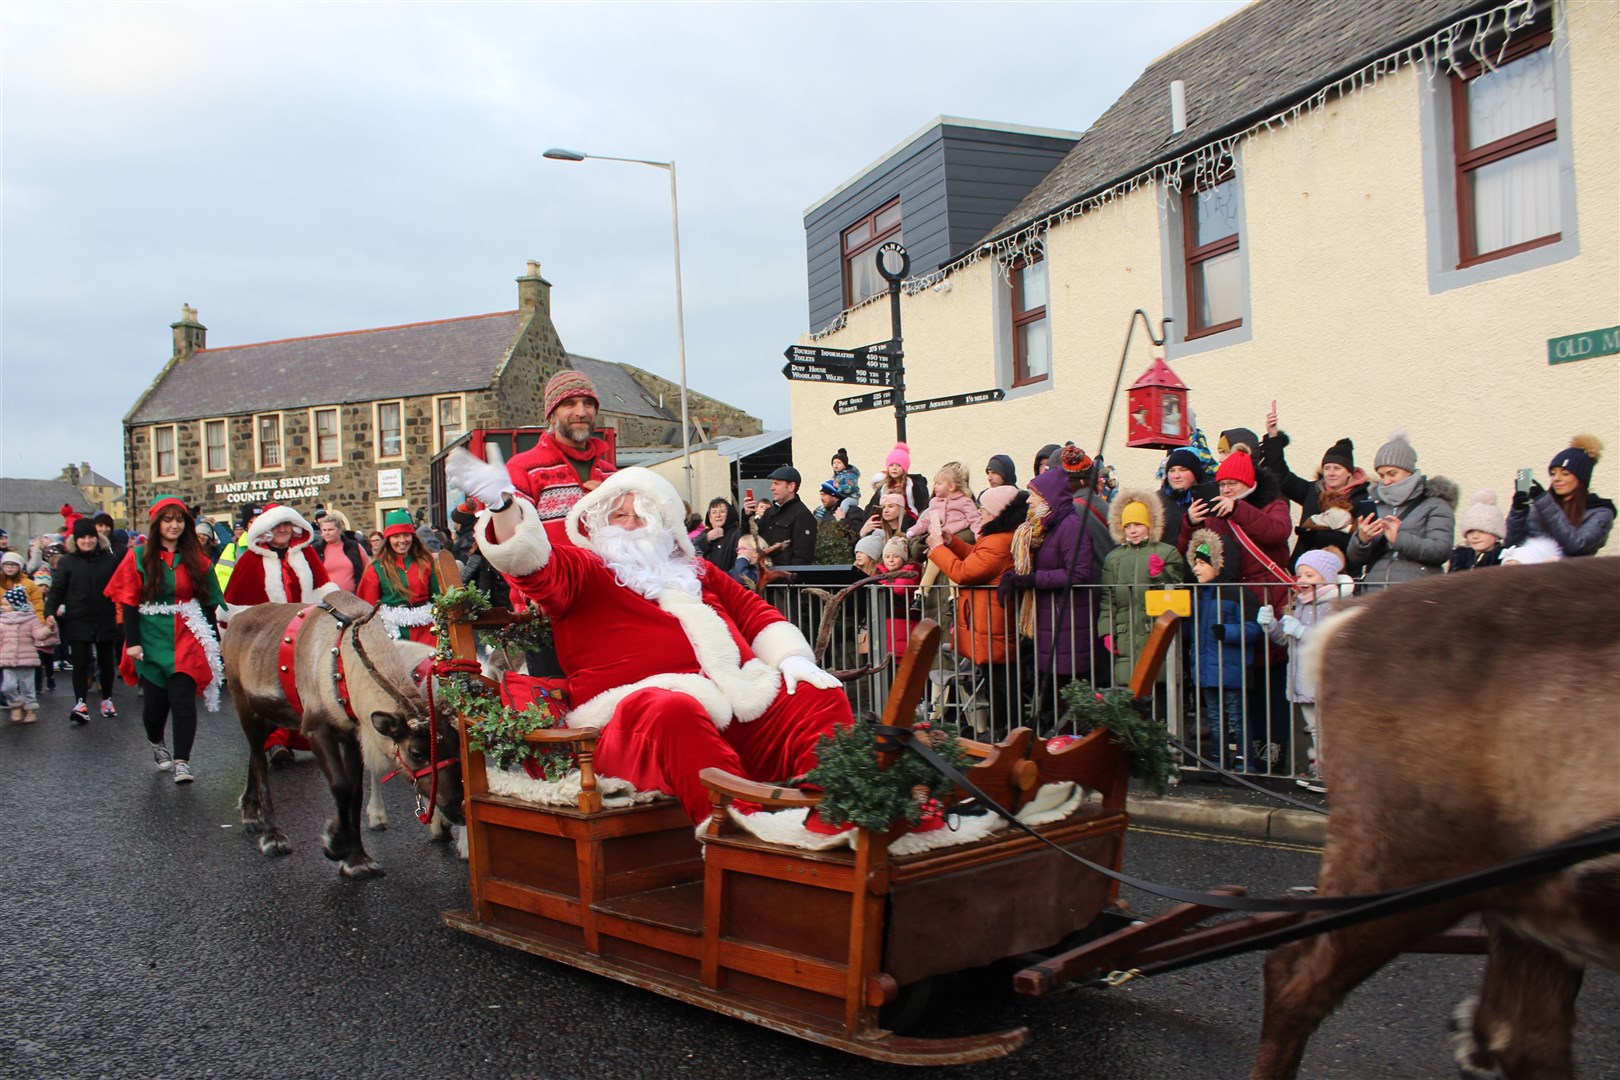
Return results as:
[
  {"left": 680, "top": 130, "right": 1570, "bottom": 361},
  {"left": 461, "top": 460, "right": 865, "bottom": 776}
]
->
[
  {"left": 698, "top": 767, "right": 822, "bottom": 809},
  {"left": 522, "top": 727, "right": 598, "bottom": 746}
]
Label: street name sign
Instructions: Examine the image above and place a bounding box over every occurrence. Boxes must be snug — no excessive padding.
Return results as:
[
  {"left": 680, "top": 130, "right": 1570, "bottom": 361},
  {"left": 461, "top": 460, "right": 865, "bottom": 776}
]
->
[{"left": 832, "top": 389, "right": 894, "bottom": 415}]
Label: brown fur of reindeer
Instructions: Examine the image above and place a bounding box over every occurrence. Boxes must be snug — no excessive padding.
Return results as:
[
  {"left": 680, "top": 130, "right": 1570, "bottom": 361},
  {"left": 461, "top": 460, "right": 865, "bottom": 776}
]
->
[{"left": 1252, "top": 558, "right": 1619, "bottom": 1079}]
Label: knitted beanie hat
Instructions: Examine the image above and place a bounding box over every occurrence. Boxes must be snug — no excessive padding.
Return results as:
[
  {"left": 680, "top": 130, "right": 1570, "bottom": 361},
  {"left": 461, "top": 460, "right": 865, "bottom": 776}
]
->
[
  {"left": 543, "top": 369, "right": 599, "bottom": 419},
  {"left": 986, "top": 454, "right": 1017, "bottom": 486},
  {"left": 1120, "top": 500, "right": 1152, "bottom": 529},
  {"left": 0, "top": 551, "right": 23, "bottom": 570},
  {"left": 1163, "top": 448, "right": 1206, "bottom": 483},
  {"left": 1218, "top": 428, "right": 1260, "bottom": 456},
  {"left": 854, "top": 533, "right": 886, "bottom": 563},
  {"left": 977, "top": 484, "right": 1021, "bottom": 519},
  {"left": 1460, "top": 489, "right": 1507, "bottom": 539},
  {"left": 882, "top": 536, "right": 910, "bottom": 561},
  {"left": 71, "top": 518, "right": 98, "bottom": 540},
  {"left": 885, "top": 442, "right": 911, "bottom": 471},
  {"left": 1059, "top": 443, "right": 1094, "bottom": 475},
  {"left": 818, "top": 481, "right": 839, "bottom": 498},
  {"left": 1295, "top": 548, "right": 1344, "bottom": 581},
  {"left": 1321, "top": 438, "right": 1355, "bottom": 471},
  {"left": 831, "top": 448, "right": 849, "bottom": 468},
  {"left": 1548, "top": 434, "right": 1602, "bottom": 490},
  {"left": 1215, "top": 451, "right": 1256, "bottom": 487},
  {"left": 1374, "top": 432, "right": 1418, "bottom": 473}
]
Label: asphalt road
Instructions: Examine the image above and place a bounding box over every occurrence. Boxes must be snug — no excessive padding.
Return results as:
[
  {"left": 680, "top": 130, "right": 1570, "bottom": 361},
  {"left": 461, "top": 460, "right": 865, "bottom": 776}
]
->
[{"left": 2, "top": 679, "right": 1615, "bottom": 1080}]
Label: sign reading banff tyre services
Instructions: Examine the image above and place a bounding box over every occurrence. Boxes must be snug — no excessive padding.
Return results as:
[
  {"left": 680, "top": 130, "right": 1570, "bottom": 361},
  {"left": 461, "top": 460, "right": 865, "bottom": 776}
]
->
[
  {"left": 1547, "top": 326, "right": 1619, "bottom": 365},
  {"left": 213, "top": 474, "right": 332, "bottom": 503}
]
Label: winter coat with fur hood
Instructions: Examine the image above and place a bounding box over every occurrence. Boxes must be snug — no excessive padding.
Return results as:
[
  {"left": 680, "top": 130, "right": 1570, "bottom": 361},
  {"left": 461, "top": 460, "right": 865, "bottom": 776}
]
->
[
  {"left": 1099, "top": 489, "right": 1188, "bottom": 687},
  {"left": 1346, "top": 475, "right": 1458, "bottom": 586},
  {"left": 928, "top": 491, "right": 1027, "bottom": 665}
]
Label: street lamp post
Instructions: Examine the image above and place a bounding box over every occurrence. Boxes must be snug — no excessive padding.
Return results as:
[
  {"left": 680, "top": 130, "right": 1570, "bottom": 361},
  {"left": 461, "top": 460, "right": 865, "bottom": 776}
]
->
[{"left": 544, "top": 148, "right": 693, "bottom": 508}]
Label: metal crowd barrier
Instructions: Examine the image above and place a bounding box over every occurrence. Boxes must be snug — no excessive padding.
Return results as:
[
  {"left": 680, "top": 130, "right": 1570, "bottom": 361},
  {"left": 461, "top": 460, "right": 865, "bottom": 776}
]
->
[{"left": 760, "top": 578, "right": 1374, "bottom": 785}]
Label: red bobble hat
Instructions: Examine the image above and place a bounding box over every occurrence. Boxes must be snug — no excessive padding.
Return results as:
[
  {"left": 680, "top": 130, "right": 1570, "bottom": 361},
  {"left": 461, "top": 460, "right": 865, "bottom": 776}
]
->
[{"left": 1214, "top": 450, "right": 1256, "bottom": 488}]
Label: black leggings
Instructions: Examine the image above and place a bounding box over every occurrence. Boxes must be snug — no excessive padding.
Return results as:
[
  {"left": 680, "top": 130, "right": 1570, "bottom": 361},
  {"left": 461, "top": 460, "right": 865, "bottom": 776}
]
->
[
  {"left": 70, "top": 640, "right": 120, "bottom": 702},
  {"left": 142, "top": 674, "right": 198, "bottom": 761}
]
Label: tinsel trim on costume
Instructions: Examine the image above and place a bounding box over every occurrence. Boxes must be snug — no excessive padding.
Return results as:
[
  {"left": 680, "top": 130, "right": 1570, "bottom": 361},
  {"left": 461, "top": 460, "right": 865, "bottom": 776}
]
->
[
  {"left": 378, "top": 602, "right": 435, "bottom": 638},
  {"left": 808, "top": 0, "right": 1542, "bottom": 338},
  {"left": 139, "top": 600, "right": 225, "bottom": 713}
]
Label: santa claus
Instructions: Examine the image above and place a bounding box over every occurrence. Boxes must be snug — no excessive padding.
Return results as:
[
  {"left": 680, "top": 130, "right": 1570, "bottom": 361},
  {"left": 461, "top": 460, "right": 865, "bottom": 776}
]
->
[
  {"left": 447, "top": 450, "right": 851, "bottom": 823},
  {"left": 221, "top": 503, "right": 338, "bottom": 622}
]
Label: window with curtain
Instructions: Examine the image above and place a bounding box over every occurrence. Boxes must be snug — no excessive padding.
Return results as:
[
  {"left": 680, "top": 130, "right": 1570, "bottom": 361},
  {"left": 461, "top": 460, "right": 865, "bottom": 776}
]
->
[
  {"left": 435, "top": 395, "right": 464, "bottom": 451},
  {"left": 842, "top": 198, "right": 902, "bottom": 309},
  {"left": 1010, "top": 253, "right": 1050, "bottom": 386},
  {"left": 1451, "top": 28, "right": 1559, "bottom": 267},
  {"left": 313, "top": 407, "right": 340, "bottom": 465},
  {"left": 1182, "top": 168, "right": 1244, "bottom": 338},
  {"left": 257, "top": 414, "right": 283, "bottom": 469},
  {"left": 377, "top": 401, "right": 403, "bottom": 459},
  {"left": 154, "top": 425, "right": 177, "bottom": 479},
  {"left": 203, "top": 419, "right": 227, "bottom": 473}
]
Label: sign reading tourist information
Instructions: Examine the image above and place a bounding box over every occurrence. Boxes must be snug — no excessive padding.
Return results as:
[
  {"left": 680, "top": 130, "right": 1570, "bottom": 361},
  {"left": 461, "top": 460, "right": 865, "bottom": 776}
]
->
[
  {"left": 832, "top": 389, "right": 895, "bottom": 415},
  {"left": 781, "top": 342, "right": 897, "bottom": 386},
  {"left": 904, "top": 389, "right": 1006, "bottom": 414}
]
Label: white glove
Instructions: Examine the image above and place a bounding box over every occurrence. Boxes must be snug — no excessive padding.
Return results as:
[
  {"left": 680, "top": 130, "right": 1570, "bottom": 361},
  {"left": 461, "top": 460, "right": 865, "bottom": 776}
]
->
[
  {"left": 446, "top": 447, "right": 516, "bottom": 509},
  {"left": 779, "top": 655, "right": 841, "bottom": 695},
  {"left": 1256, "top": 605, "right": 1275, "bottom": 628},
  {"left": 1280, "top": 614, "right": 1304, "bottom": 639}
]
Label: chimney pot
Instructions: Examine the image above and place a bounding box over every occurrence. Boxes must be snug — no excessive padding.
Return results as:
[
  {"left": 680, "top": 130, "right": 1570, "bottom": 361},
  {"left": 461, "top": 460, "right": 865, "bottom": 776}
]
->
[{"left": 1170, "top": 80, "right": 1188, "bottom": 135}]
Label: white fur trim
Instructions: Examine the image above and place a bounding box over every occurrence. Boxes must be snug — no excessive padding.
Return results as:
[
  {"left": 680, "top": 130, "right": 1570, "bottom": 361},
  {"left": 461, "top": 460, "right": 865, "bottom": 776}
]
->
[
  {"left": 750, "top": 620, "right": 814, "bottom": 669},
  {"left": 564, "top": 467, "right": 695, "bottom": 557},
  {"left": 566, "top": 672, "right": 735, "bottom": 731},
  {"left": 718, "top": 783, "right": 1084, "bottom": 853},
  {"left": 242, "top": 504, "right": 315, "bottom": 554},
  {"left": 477, "top": 498, "right": 552, "bottom": 578},
  {"left": 484, "top": 763, "right": 658, "bottom": 808},
  {"left": 311, "top": 581, "right": 340, "bottom": 601},
  {"left": 138, "top": 600, "right": 224, "bottom": 713},
  {"left": 656, "top": 589, "right": 780, "bottom": 724},
  {"left": 222, "top": 602, "right": 253, "bottom": 624}
]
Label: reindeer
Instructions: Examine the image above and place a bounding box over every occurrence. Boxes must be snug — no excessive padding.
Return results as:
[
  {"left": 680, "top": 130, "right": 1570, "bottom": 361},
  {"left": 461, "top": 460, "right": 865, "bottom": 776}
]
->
[
  {"left": 1253, "top": 558, "right": 1620, "bottom": 1079},
  {"left": 221, "top": 592, "right": 463, "bottom": 878}
]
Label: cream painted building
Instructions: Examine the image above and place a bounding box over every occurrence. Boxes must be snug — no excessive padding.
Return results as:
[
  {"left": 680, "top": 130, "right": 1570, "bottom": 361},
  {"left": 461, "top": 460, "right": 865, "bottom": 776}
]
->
[{"left": 793, "top": 0, "right": 1617, "bottom": 552}]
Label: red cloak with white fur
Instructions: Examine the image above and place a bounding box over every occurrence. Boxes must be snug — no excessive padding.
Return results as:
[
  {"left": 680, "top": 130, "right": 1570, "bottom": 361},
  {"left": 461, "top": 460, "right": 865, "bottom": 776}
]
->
[{"left": 222, "top": 504, "right": 337, "bottom": 621}]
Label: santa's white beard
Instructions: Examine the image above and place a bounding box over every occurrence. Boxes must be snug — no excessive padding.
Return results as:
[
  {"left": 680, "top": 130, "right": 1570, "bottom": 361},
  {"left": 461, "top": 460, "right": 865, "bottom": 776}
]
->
[{"left": 592, "top": 524, "right": 702, "bottom": 600}]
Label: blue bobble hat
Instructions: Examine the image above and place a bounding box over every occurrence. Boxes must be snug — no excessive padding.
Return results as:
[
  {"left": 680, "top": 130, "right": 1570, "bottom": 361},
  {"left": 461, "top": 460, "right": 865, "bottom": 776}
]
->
[{"left": 1549, "top": 434, "right": 1602, "bottom": 490}]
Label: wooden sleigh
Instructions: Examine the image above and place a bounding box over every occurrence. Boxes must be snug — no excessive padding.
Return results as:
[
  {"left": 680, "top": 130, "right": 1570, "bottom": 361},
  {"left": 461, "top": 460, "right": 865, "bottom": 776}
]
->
[{"left": 436, "top": 609, "right": 1193, "bottom": 1064}]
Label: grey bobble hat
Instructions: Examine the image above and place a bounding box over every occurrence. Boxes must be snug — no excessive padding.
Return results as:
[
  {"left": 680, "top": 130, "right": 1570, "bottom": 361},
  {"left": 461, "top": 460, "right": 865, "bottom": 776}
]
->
[
  {"left": 1373, "top": 431, "right": 1418, "bottom": 473},
  {"left": 854, "top": 533, "right": 886, "bottom": 563}
]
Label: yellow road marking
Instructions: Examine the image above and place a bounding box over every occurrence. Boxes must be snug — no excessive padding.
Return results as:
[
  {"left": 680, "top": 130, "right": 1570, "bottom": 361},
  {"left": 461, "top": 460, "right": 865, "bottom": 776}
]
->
[{"left": 1132, "top": 823, "right": 1322, "bottom": 855}]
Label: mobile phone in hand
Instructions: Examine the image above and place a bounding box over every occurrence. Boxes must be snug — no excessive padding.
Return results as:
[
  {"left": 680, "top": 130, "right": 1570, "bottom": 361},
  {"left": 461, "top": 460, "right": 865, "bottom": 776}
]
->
[{"left": 1515, "top": 469, "right": 1534, "bottom": 495}]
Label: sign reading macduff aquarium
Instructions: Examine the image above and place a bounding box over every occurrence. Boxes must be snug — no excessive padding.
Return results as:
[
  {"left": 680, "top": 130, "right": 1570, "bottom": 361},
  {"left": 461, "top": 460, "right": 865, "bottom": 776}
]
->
[{"left": 1547, "top": 326, "right": 1619, "bottom": 365}]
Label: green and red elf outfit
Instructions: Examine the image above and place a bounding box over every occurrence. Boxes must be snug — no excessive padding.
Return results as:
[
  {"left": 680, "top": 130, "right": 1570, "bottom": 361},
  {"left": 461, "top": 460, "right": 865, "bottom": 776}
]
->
[
  {"left": 356, "top": 511, "right": 445, "bottom": 644},
  {"left": 104, "top": 497, "right": 226, "bottom": 711}
]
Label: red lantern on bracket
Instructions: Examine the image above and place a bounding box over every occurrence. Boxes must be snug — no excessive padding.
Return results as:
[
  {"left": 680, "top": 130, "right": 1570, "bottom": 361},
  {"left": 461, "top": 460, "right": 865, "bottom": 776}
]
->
[{"left": 1125, "top": 357, "right": 1190, "bottom": 449}]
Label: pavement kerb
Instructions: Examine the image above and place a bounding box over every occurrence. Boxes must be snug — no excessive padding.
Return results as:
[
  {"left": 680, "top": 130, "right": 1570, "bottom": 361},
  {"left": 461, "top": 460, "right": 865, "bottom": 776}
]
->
[{"left": 1126, "top": 793, "right": 1328, "bottom": 847}]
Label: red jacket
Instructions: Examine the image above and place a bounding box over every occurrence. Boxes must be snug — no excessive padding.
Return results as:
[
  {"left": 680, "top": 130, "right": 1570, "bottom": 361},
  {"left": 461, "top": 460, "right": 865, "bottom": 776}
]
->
[{"left": 505, "top": 434, "right": 616, "bottom": 544}]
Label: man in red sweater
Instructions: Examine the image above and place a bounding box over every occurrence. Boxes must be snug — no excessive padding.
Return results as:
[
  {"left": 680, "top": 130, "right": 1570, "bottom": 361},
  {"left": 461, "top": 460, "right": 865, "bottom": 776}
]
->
[{"left": 502, "top": 369, "right": 617, "bottom": 546}]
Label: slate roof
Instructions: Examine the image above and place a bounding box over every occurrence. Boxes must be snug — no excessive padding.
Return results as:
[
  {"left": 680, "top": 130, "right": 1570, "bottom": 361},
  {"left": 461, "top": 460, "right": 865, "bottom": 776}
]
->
[
  {"left": 127, "top": 311, "right": 528, "bottom": 425},
  {"left": 566, "top": 354, "right": 677, "bottom": 422},
  {"left": 0, "top": 478, "right": 97, "bottom": 514},
  {"left": 986, "top": 0, "right": 1482, "bottom": 243},
  {"left": 74, "top": 465, "right": 122, "bottom": 490}
]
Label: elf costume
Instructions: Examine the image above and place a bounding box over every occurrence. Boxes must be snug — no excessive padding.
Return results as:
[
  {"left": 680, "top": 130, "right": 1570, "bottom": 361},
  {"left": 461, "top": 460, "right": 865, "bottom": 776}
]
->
[
  {"left": 357, "top": 510, "right": 445, "bottom": 643},
  {"left": 104, "top": 497, "right": 225, "bottom": 712}
]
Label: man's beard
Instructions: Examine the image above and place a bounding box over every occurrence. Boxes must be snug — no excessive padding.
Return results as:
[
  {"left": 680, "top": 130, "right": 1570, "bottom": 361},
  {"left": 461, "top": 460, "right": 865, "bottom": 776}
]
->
[
  {"left": 551, "top": 419, "right": 593, "bottom": 446},
  {"left": 592, "top": 524, "right": 702, "bottom": 601}
]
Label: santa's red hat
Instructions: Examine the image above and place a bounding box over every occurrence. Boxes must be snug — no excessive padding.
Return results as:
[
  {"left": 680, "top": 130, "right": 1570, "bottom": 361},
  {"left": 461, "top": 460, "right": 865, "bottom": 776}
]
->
[{"left": 564, "top": 467, "right": 695, "bottom": 557}]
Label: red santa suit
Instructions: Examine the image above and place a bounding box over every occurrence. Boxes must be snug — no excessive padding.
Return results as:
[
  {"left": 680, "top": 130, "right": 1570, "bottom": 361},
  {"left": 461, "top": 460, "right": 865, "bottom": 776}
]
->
[
  {"left": 222, "top": 503, "right": 336, "bottom": 754},
  {"left": 477, "top": 470, "right": 852, "bottom": 822}
]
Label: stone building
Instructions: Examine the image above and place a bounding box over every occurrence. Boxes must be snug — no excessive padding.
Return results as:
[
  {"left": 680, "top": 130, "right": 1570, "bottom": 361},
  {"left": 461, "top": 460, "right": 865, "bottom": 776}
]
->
[
  {"left": 58, "top": 463, "right": 126, "bottom": 523},
  {"left": 122, "top": 263, "right": 761, "bottom": 531}
]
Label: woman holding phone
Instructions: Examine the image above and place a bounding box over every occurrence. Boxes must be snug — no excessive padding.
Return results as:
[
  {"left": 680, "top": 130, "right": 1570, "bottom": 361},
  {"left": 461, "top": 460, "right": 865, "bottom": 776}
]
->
[
  {"left": 1345, "top": 434, "right": 1456, "bottom": 588},
  {"left": 1504, "top": 435, "right": 1613, "bottom": 558}
]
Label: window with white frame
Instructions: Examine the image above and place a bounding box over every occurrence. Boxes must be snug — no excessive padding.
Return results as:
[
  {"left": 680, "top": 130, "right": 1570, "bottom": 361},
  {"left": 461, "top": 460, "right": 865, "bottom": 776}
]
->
[
  {"left": 201, "top": 418, "right": 228, "bottom": 475},
  {"left": 375, "top": 400, "right": 404, "bottom": 461},
  {"left": 153, "top": 424, "right": 178, "bottom": 479},
  {"left": 255, "top": 413, "right": 283, "bottom": 470},
  {"left": 312, "top": 407, "right": 340, "bottom": 466},
  {"left": 1009, "top": 253, "right": 1050, "bottom": 387},
  {"left": 434, "top": 395, "right": 464, "bottom": 452}
]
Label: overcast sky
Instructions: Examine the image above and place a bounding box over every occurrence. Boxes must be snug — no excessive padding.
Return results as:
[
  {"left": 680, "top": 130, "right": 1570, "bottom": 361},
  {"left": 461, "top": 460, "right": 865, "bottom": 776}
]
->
[{"left": 1, "top": 0, "right": 1245, "bottom": 484}]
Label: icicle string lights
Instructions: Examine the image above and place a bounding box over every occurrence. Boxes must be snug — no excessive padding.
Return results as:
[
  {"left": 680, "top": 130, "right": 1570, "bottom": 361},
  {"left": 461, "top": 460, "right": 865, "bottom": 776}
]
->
[{"left": 810, "top": 0, "right": 1539, "bottom": 338}]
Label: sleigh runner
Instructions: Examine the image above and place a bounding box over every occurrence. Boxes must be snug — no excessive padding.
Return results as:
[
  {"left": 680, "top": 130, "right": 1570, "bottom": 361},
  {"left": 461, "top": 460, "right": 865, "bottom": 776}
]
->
[{"left": 440, "top": 609, "right": 1141, "bottom": 1064}]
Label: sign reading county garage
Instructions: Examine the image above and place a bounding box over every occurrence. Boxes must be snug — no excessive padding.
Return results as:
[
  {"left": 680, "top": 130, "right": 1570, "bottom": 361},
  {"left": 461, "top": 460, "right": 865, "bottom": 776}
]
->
[{"left": 1547, "top": 326, "right": 1620, "bottom": 365}]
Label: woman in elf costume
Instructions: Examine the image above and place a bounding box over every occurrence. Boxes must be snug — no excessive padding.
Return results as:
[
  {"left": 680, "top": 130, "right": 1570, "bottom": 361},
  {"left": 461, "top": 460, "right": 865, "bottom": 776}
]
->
[
  {"left": 357, "top": 509, "right": 445, "bottom": 643},
  {"left": 104, "top": 496, "right": 225, "bottom": 784}
]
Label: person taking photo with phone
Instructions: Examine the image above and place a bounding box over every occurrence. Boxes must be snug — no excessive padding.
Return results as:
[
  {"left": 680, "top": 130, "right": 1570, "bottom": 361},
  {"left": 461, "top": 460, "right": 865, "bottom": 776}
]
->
[{"left": 1504, "top": 435, "right": 1613, "bottom": 558}]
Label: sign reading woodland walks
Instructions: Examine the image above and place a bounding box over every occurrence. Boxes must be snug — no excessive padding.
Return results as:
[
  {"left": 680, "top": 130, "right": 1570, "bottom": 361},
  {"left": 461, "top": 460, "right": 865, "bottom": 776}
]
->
[
  {"left": 782, "top": 243, "right": 1010, "bottom": 438},
  {"left": 213, "top": 474, "right": 333, "bottom": 503}
]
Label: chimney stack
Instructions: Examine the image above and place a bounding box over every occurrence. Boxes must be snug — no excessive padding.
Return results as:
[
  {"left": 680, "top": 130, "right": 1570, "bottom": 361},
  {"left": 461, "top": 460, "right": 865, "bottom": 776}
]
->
[
  {"left": 171, "top": 304, "right": 207, "bottom": 360},
  {"left": 517, "top": 260, "right": 552, "bottom": 315}
]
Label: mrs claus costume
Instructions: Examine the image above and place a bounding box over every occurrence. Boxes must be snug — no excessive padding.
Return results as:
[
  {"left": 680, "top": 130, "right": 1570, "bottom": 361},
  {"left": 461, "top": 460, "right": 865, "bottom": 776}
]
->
[{"left": 221, "top": 503, "right": 338, "bottom": 621}]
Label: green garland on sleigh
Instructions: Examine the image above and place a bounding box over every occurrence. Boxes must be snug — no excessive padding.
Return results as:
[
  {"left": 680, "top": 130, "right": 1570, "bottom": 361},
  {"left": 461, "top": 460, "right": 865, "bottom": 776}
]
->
[
  {"left": 1058, "top": 681, "right": 1174, "bottom": 795},
  {"left": 432, "top": 586, "right": 572, "bottom": 781},
  {"left": 806, "top": 717, "right": 969, "bottom": 831}
]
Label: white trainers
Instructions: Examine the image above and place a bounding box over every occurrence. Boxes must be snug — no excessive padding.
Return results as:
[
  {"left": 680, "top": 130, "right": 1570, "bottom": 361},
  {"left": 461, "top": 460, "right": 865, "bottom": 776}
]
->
[
  {"left": 173, "top": 760, "right": 194, "bottom": 784},
  {"left": 100, "top": 698, "right": 117, "bottom": 718},
  {"left": 151, "top": 743, "right": 175, "bottom": 771}
]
